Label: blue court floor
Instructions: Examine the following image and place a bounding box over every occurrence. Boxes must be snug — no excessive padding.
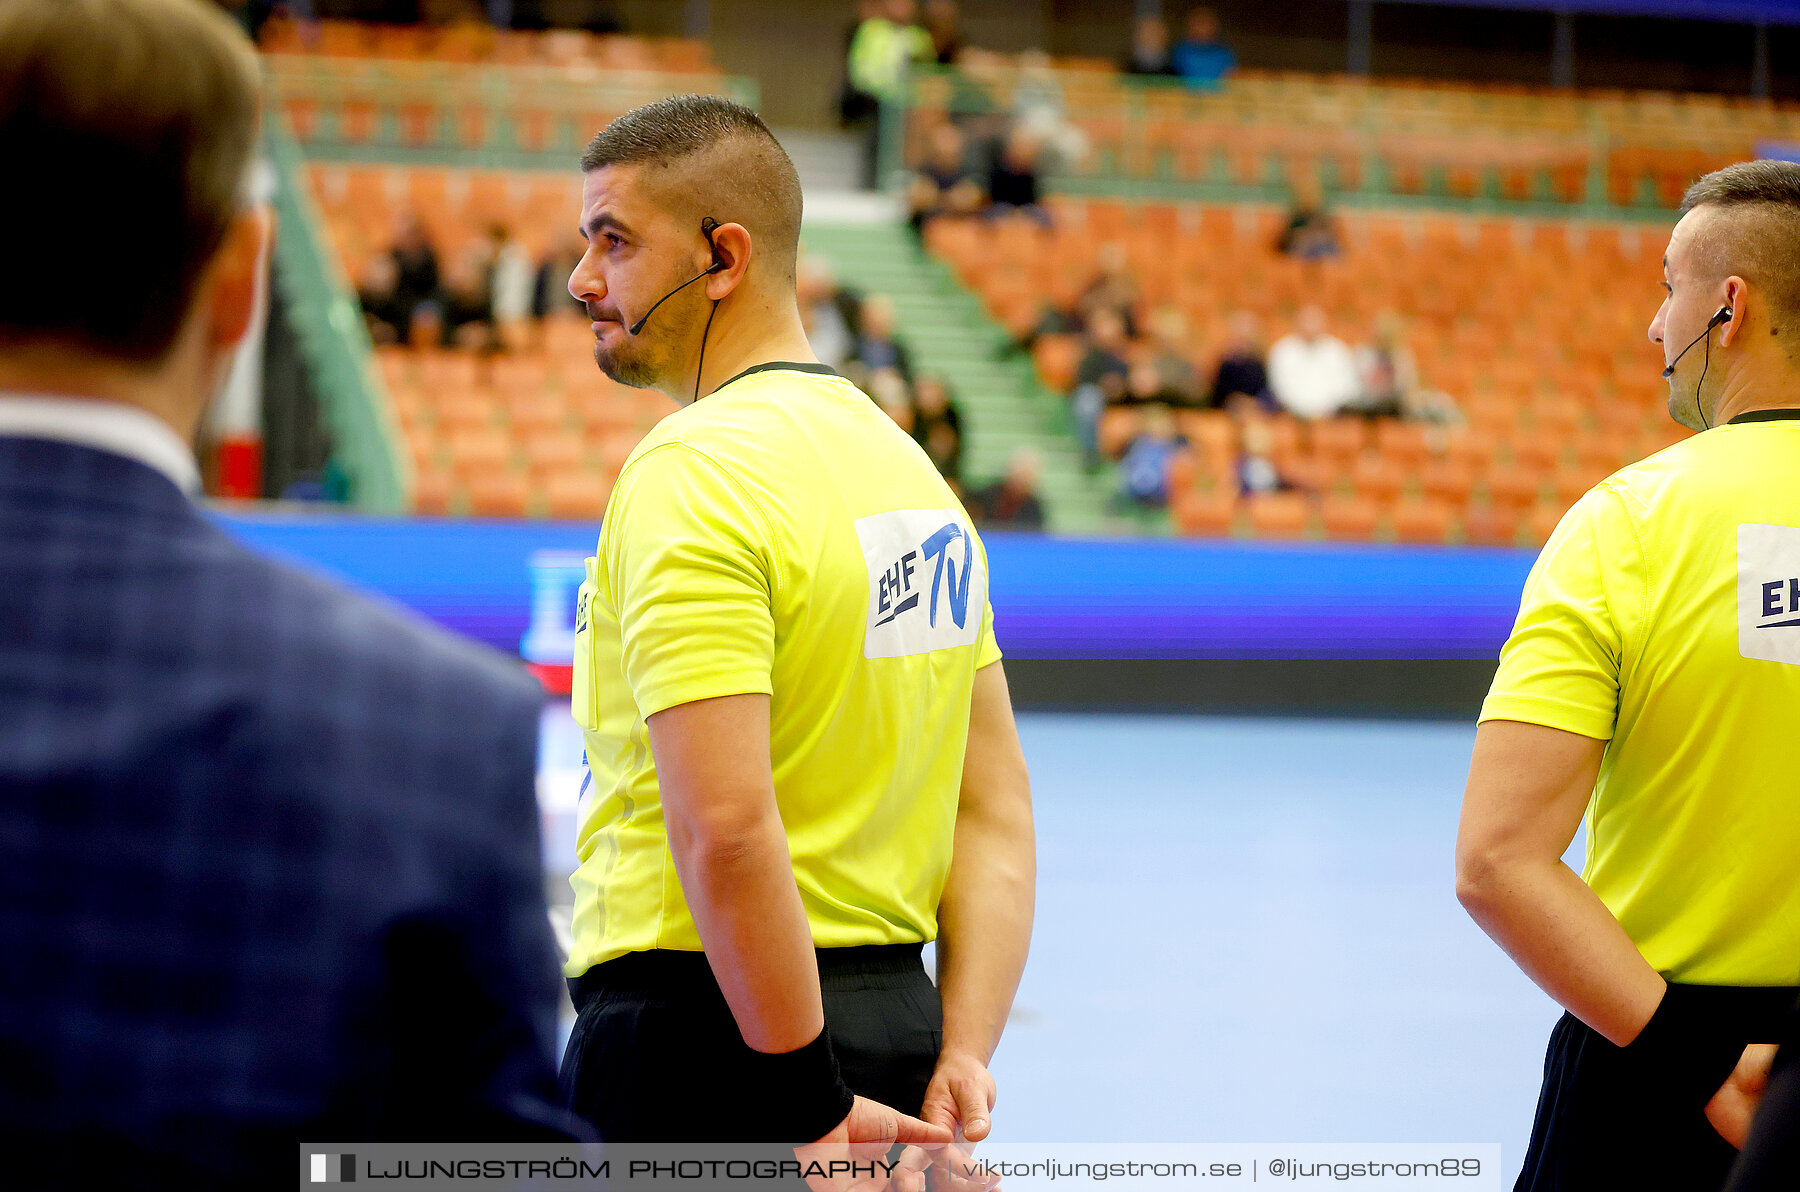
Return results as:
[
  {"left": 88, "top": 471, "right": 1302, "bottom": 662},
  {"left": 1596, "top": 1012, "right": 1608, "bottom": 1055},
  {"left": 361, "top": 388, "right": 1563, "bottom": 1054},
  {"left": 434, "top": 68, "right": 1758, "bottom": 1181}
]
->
[{"left": 540, "top": 710, "right": 1564, "bottom": 1183}]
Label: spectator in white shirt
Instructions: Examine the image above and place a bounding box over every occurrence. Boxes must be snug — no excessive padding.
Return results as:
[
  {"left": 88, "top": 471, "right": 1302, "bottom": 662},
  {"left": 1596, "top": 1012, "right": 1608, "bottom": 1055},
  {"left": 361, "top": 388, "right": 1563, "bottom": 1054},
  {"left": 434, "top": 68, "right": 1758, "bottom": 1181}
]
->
[{"left": 1268, "top": 305, "right": 1360, "bottom": 420}]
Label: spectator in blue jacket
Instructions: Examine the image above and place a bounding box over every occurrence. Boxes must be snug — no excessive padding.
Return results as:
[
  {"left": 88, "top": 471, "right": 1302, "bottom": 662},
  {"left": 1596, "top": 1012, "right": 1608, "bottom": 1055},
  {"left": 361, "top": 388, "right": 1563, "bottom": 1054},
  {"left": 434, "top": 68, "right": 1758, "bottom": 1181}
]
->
[{"left": 1171, "top": 8, "right": 1234, "bottom": 90}]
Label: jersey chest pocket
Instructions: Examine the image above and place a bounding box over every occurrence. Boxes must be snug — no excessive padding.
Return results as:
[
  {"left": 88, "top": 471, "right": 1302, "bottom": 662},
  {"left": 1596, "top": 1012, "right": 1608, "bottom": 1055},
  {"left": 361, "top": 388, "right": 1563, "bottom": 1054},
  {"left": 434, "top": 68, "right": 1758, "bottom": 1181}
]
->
[{"left": 571, "top": 558, "right": 600, "bottom": 732}]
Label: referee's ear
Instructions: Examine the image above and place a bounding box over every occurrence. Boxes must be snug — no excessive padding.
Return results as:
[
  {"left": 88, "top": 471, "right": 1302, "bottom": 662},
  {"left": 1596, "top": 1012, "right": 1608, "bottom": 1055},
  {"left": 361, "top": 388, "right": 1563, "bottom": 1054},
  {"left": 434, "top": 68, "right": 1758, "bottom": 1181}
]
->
[
  {"left": 703, "top": 221, "right": 753, "bottom": 302},
  {"left": 1717, "top": 279, "right": 1747, "bottom": 346}
]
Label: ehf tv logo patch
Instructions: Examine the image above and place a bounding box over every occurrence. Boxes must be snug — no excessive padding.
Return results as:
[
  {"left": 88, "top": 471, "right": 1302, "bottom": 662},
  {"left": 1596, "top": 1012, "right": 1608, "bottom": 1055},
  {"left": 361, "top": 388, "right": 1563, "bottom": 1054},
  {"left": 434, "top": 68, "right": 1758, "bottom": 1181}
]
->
[
  {"left": 855, "top": 509, "right": 986, "bottom": 660},
  {"left": 1738, "top": 523, "right": 1800, "bottom": 666}
]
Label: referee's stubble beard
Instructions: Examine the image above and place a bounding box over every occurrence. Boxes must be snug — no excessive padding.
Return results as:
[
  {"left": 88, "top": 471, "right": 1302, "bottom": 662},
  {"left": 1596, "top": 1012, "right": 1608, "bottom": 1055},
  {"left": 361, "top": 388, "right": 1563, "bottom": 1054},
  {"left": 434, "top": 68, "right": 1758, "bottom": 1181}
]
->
[{"left": 584, "top": 280, "right": 693, "bottom": 392}]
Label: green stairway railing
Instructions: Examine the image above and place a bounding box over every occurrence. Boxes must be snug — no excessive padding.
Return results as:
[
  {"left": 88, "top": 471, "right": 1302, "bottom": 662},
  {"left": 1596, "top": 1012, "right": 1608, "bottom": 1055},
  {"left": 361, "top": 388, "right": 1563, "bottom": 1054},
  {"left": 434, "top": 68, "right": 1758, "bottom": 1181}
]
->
[{"left": 265, "top": 115, "right": 409, "bottom": 514}]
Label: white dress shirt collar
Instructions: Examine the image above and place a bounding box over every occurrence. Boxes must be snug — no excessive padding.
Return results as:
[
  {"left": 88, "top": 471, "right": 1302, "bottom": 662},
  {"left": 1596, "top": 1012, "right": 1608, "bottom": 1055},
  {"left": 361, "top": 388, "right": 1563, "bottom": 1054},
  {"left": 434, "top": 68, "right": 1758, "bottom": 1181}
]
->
[{"left": 0, "top": 393, "right": 201, "bottom": 496}]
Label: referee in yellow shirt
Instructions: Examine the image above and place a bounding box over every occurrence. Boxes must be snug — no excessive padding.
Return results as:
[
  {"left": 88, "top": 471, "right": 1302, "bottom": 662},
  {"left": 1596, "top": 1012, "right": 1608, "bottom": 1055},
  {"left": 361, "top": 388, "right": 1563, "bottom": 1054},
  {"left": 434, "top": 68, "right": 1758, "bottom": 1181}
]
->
[
  {"left": 555, "top": 95, "right": 1036, "bottom": 1149},
  {"left": 1458, "top": 160, "right": 1800, "bottom": 1190}
]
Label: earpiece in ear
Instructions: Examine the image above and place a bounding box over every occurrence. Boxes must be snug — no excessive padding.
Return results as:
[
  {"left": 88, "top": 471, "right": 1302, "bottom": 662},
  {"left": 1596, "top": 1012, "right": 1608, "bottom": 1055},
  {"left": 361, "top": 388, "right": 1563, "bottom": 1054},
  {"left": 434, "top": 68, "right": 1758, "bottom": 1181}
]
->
[
  {"left": 1713, "top": 306, "right": 1733, "bottom": 327},
  {"left": 700, "top": 216, "right": 725, "bottom": 274}
]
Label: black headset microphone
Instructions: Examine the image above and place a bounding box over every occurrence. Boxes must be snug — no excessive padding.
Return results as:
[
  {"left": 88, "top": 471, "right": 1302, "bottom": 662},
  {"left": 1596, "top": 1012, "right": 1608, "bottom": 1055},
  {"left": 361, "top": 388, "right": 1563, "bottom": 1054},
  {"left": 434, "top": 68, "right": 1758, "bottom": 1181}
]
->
[
  {"left": 620, "top": 218, "right": 726, "bottom": 403},
  {"left": 1661, "top": 305, "right": 1733, "bottom": 429},
  {"left": 626, "top": 218, "right": 726, "bottom": 335}
]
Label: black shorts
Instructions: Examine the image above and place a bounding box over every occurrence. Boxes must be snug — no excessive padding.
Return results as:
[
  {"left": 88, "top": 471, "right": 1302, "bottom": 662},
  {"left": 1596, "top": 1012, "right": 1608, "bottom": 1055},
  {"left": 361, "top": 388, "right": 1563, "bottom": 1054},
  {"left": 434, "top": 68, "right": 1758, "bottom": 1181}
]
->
[
  {"left": 1517, "top": 985, "right": 1800, "bottom": 1192},
  {"left": 558, "top": 943, "right": 941, "bottom": 1143}
]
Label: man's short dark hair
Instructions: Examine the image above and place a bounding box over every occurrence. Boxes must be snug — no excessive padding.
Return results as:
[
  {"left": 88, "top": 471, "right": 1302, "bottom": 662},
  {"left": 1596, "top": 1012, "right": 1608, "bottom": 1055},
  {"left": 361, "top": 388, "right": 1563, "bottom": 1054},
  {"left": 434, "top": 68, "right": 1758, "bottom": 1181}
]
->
[
  {"left": 580, "top": 95, "right": 804, "bottom": 282},
  {"left": 1680, "top": 159, "right": 1800, "bottom": 215},
  {"left": 1679, "top": 160, "right": 1800, "bottom": 325},
  {"left": 0, "top": 0, "right": 262, "bottom": 364}
]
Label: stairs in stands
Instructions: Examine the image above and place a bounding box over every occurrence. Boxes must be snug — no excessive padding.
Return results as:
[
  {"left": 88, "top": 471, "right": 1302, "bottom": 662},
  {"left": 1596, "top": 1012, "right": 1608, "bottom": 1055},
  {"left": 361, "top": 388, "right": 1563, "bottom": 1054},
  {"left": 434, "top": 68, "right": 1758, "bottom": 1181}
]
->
[{"left": 799, "top": 218, "right": 1134, "bottom": 536}]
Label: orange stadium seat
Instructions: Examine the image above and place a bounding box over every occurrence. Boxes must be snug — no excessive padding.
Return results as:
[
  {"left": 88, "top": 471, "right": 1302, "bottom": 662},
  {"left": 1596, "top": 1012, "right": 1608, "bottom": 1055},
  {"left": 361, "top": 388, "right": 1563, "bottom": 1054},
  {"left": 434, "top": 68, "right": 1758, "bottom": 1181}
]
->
[
  {"left": 507, "top": 391, "right": 571, "bottom": 437},
  {"left": 1485, "top": 464, "right": 1544, "bottom": 512},
  {"left": 1373, "top": 421, "right": 1431, "bottom": 470},
  {"left": 1508, "top": 429, "right": 1566, "bottom": 474},
  {"left": 1418, "top": 456, "right": 1477, "bottom": 506},
  {"left": 1391, "top": 498, "right": 1455, "bottom": 545},
  {"left": 1245, "top": 492, "right": 1311, "bottom": 540},
  {"left": 444, "top": 426, "right": 514, "bottom": 478},
  {"left": 433, "top": 389, "right": 499, "bottom": 435},
  {"left": 1460, "top": 502, "right": 1520, "bottom": 548},
  {"left": 1173, "top": 489, "right": 1236, "bottom": 537},
  {"left": 1175, "top": 411, "right": 1234, "bottom": 459},
  {"left": 1099, "top": 408, "right": 1145, "bottom": 460},
  {"left": 1525, "top": 501, "right": 1570, "bottom": 546},
  {"left": 1349, "top": 453, "right": 1408, "bottom": 504},
  {"left": 541, "top": 470, "right": 614, "bottom": 521},
  {"left": 410, "top": 467, "right": 453, "bottom": 517},
  {"left": 465, "top": 470, "right": 531, "bottom": 519},
  {"left": 1310, "top": 418, "right": 1371, "bottom": 471},
  {"left": 520, "top": 432, "right": 588, "bottom": 477},
  {"left": 1320, "top": 494, "right": 1381, "bottom": 542}
]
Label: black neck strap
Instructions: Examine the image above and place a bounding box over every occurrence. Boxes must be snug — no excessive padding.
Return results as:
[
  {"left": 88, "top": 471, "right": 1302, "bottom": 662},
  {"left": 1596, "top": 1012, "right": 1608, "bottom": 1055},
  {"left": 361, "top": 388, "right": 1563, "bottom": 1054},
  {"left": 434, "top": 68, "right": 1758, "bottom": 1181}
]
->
[
  {"left": 1726, "top": 408, "right": 1800, "bottom": 425},
  {"left": 711, "top": 361, "right": 838, "bottom": 395}
]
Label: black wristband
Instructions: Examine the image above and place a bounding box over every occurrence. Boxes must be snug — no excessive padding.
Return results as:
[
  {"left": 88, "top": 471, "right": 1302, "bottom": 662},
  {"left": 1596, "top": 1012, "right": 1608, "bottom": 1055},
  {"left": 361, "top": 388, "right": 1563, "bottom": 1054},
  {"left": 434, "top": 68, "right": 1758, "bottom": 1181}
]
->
[
  {"left": 1623, "top": 982, "right": 1745, "bottom": 1111},
  {"left": 745, "top": 1027, "right": 857, "bottom": 1142}
]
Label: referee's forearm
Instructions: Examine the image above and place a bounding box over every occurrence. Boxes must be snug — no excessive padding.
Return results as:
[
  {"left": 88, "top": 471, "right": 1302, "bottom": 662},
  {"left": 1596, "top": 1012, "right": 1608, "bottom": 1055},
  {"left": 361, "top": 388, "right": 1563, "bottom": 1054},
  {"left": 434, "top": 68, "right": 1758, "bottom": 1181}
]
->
[
  {"left": 1457, "top": 855, "right": 1665, "bottom": 1046},
  {"left": 936, "top": 808, "right": 1036, "bottom": 1063},
  {"left": 671, "top": 814, "right": 827, "bottom": 1055}
]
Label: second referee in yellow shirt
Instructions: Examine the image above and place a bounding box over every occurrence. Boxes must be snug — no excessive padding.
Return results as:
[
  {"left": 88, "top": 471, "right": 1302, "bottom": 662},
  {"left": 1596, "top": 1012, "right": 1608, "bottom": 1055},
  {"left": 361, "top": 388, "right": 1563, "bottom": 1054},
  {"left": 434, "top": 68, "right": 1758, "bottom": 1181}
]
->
[
  {"left": 556, "top": 95, "right": 1036, "bottom": 1149},
  {"left": 1458, "top": 161, "right": 1800, "bottom": 1190}
]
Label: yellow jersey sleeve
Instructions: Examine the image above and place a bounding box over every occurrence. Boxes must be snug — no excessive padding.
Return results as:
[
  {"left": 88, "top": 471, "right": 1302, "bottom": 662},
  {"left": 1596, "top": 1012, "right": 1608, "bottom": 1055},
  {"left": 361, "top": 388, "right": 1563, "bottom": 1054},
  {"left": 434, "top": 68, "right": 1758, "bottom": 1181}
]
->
[
  {"left": 972, "top": 530, "right": 1002, "bottom": 669},
  {"left": 604, "top": 442, "right": 777, "bottom": 720},
  {"left": 976, "top": 595, "right": 1002, "bottom": 669},
  {"left": 1481, "top": 486, "right": 1635, "bottom": 741}
]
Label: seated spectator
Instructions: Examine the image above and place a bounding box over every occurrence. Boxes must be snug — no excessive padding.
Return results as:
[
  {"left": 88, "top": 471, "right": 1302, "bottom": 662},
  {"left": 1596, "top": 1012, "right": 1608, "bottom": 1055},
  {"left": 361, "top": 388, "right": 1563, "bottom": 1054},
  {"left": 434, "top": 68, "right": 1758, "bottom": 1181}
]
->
[
  {"left": 1232, "top": 399, "right": 1299, "bottom": 497},
  {"left": 1353, "top": 311, "right": 1464, "bottom": 424},
  {"left": 869, "top": 367, "right": 915, "bottom": 433},
  {"left": 1170, "top": 7, "right": 1234, "bottom": 90},
  {"left": 1147, "top": 305, "right": 1204, "bottom": 405},
  {"left": 533, "top": 243, "right": 585, "bottom": 326},
  {"left": 1071, "top": 307, "right": 1132, "bottom": 468},
  {"left": 1347, "top": 310, "right": 1411, "bottom": 419},
  {"left": 1276, "top": 175, "right": 1342, "bottom": 260},
  {"left": 970, "top": 447, "right": 1047, "bottom": 531},
  {"left": 442, "top": 241, "right": 496, "bottom": 350},
  {"left": 1121, "top": 359, "right": 1183, "bottom": 410},
  {"left": 911, "top": 374, "right": 964, "bottom": 481},
  {"left": 356, "top": 252, "right": 404, "bottom": 345},
  {"left": 1208, "top": 310, "right": 1273, "bottom": 411},
  {"left": 1012, "top": 50, "right": 1089, "bottom": 172},
  {"left": 922, "top": 0, "right": 962, "bottom": 64},
  {"left": 855, "top": 294, "right": 915, "bottom": 382},
  {"left": 938, "top": 44, "right": 1006, "bottom": 136},
  {"left": 387, "top": 213, "right": 442, "bottom": 343},
  {"left": 907, "top": 123, "right": 985, "bottom": 238},
  {"left": 1117, "top": 404, "right": 1184, "bottom": 509},
  {"left": 798, "top": 254, "right": 863, "bottom": 369},
  {"left": 1268, "top": 305, "right": 1360, "bottom": 420},
  {"left": 488, "top": 223, "right": 536, "bottom": 346},
  {"left": 1122, "top": 14, "right": 1176, "bottom": 78},
  {"left": 1004, "top": 240, "right": 1140, "bottom": 358},
  {"left": 985, "top": 125, "right": 1049, "bottom": 226},
  {"left": 1077, "top": 242, "right": 1141, "bottom": 338}
]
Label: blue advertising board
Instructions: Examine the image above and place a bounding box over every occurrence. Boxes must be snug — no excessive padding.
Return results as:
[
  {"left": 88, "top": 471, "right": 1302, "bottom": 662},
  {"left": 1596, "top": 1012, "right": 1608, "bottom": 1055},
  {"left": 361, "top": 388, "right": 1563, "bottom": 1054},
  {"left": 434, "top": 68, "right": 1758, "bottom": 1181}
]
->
[{"left": 216, "top": 513, "right": 1534, "bottom": 664}]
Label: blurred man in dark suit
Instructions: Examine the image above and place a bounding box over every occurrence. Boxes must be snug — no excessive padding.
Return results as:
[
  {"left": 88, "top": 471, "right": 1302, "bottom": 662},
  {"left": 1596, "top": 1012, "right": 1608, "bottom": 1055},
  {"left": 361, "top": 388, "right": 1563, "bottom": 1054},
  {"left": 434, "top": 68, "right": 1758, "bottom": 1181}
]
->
[{"left": 0, "top": 2, "right": 571, "bottom": 1185}]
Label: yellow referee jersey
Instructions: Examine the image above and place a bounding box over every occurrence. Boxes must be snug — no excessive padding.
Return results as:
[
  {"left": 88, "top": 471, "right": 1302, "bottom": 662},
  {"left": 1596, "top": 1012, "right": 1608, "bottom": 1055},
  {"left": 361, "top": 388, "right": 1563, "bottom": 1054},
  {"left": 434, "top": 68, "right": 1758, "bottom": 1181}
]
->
[
  {"left": 566, "top": 362, "right": 1001, "bottom": 977},
  {"left": 1482, "top": 410, "right": 1800, "bottom": 985}
]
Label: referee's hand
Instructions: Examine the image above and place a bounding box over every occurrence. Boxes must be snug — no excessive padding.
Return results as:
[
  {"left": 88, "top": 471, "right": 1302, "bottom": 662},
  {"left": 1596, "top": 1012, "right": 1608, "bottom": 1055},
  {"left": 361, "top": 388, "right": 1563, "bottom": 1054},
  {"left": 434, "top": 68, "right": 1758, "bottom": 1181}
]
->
[
  {"left": 1707, "top": 1043, "right": 1779, "bottom": 1148},
  {"left": 922, "top": 1049, "right": 997, "bottom": 1143},
  {"left": 798, "top": 1095, "right": 953, "bottom": 1192}
]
